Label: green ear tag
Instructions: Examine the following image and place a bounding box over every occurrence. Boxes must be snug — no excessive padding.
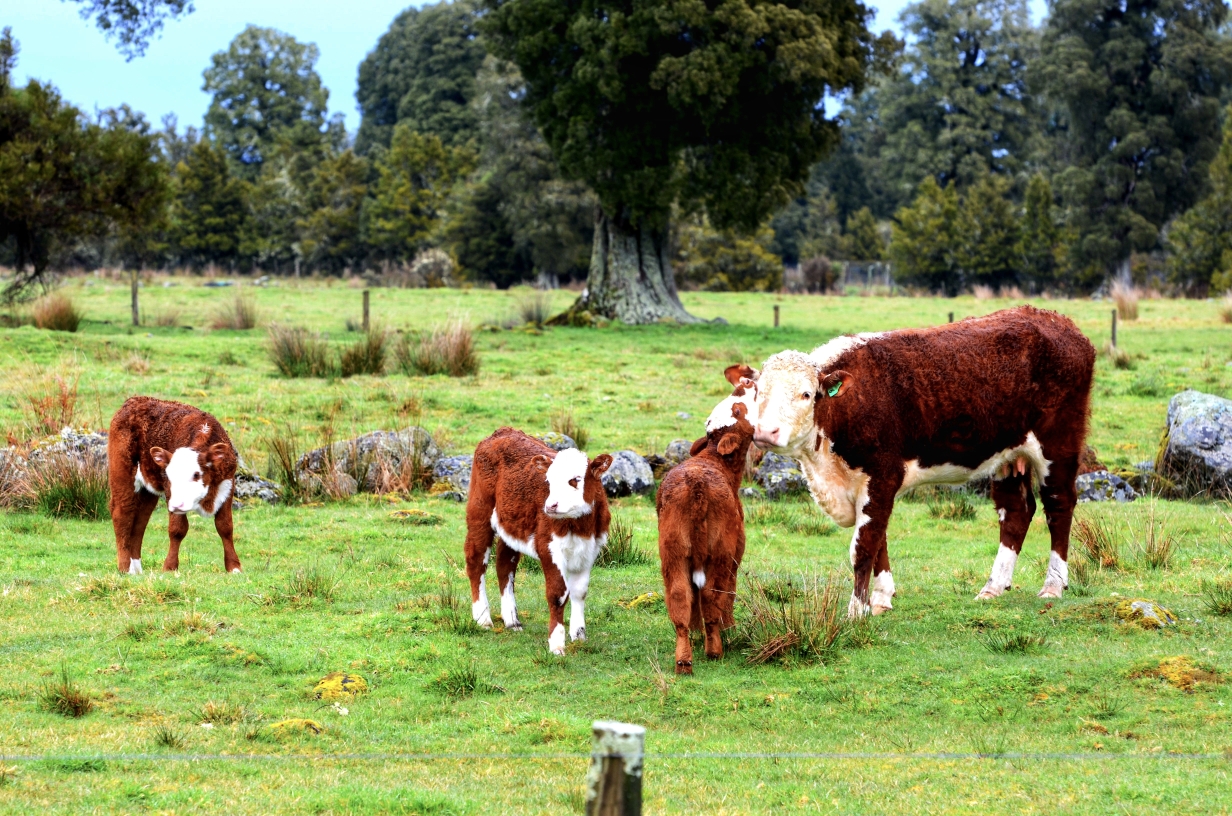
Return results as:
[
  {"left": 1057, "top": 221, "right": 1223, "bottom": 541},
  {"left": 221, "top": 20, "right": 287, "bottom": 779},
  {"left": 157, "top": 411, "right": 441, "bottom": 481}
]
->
[{"left": 827, "top": 381, "right": 842, "bottom": 398}]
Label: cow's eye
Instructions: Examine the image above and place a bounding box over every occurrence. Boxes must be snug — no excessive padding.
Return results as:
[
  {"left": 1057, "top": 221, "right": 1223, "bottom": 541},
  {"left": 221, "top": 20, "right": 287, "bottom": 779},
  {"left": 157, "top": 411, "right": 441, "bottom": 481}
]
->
[
  {"left": 192, "top": 472, "right": 201, "bottom": 481},
  {"left": 569, "top": 478, "right": 579, "bottom": 488},
  {"left": 801, "top": 391, "right": 812, "bottom": 400}
]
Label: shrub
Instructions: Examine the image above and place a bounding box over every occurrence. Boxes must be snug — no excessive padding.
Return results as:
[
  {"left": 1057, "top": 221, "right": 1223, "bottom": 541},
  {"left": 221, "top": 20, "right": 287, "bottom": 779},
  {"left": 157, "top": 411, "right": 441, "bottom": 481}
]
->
[
  {"left": 1073, "top": 515, "right": 1121, "bottom": 570},
  {"left": 728, "top": 571, "right": 847, "bottom": 665},
  {"left": 1110, "top": 280, "right": 1139, "bottom": 320},
  {"left": 800, "top": 256, "right": 838, "bottom": 293},
  {"left": 267, "top": 325, "right": 336, "bottom": 378},
  {"left": 211, "top": 291, "right": 260, "bottom": 330},
  {"left": 595, "top": 517, "right": 652, "bottom": 567},
  {"left": 38, "top": 664, "right": 93, "bottom": 717},
  {"left": 21, "top": 372, "right": 79, "bottom": 436},
  {"left": 339, "top": 328, "right": 388, "bottom": 377},
  {"left": 26, "top": 451, "right": 110, "bottom": 520},
  {"left": 550, "top": 409, "right": 589, "bottom": 451},
  {"left": 32, "top": 293, "right": 82, "bottom": 332},
  {"left": 1201, "top": 577, "right": 1232, "bottom": 616},
  {"left": 926, "top": 491, "right": 977, "bottom": 521},
  {"left": 394, "top": 320, "right": 479, "bottom": 377}
]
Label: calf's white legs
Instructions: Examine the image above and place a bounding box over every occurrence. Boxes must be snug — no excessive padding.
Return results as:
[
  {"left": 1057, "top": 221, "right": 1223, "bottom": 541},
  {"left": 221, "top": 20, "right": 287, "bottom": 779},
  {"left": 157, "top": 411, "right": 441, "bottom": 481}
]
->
[
  {"left": 128, "top": 559, "right": 143, "bottom": 575},
  {"left": 500, "top": 577, "right": 521, "bottom": 630},
  {"left": 1039, "top": 551, "right": 1068, "bottom": 598},
  {"left": 472, "top": 574, "right": 493, "bottom": 628},
  {"left": 870, "top": 571, "right": 895, "bottom": 614},
  {"left": 977, "top": 544, "right": 1019, "bottom": 600}
]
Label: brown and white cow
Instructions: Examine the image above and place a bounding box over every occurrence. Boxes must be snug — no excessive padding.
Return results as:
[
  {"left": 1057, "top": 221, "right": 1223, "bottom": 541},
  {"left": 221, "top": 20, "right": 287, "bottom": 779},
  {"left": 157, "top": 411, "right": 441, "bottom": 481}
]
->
[
  {"left": 464, "top": 428, "right": 612, "bottom": 654},
  {"left": 108, "top": 397, "right": 241, "bottom": 574},
  {"left": 729, "top": 306, "right": 1095, "bottom": 616},
  {"left": 656, "top": 382, "right": 757, "bottom": 674}
]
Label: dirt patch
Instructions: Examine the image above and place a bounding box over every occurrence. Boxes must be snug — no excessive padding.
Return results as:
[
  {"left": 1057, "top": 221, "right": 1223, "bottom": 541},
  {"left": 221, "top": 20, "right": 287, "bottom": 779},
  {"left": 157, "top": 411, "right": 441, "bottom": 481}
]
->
[{"left": 1130, "top": 656, "right": 1220, "bottom": 692}]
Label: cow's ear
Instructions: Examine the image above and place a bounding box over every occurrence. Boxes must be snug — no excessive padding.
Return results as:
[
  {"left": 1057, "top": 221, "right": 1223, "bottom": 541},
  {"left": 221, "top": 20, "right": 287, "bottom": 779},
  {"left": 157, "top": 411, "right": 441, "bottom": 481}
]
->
[
  {"left": 588, "top": 454, "right": 613, "bottom": 477},
  {"left": 724, "top": 364, "right": 757, "bottom": 386},
  {"left": 689, "top": 436, "right": 708, "bottom": 456},
  {"left": 717, "top": 435, "right": 740, "bottom": 456},
  {"left": 731, "top": 403, "right": 747, "bottom": 421},
  {"left": 531, "top": 454, "right": 552, "bottom": 474},
  {"left": 820, "top": 370, "right": 852, "bottom": 399},
  {"left": 207, "top": 442, "right": 231, "bottom": 470},
  {"left": 150, "top": 447, "right": 170, "bottom": 468}
]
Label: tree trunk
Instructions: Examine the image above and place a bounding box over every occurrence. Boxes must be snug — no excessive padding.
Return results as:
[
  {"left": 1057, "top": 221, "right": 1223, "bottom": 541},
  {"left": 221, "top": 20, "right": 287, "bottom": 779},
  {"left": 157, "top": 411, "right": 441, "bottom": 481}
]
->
[{"left": 558, "top": 209, "right": 699, "bottom": 325}]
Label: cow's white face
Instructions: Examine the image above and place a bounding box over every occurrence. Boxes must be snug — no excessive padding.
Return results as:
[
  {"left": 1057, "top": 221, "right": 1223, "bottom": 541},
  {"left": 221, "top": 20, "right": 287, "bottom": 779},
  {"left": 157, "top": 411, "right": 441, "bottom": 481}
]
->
[
  {"left": 543, "top": 447, "right": 592, "bottom": 519},
  {"left": 160, "top": 447, "right": 209, "bottom": 514},
  {"left": 705, "top": 378, "right": 760, "bottom": 433},
  {"left": 745, "top": 351, "right": 819, "bottom": 453}
]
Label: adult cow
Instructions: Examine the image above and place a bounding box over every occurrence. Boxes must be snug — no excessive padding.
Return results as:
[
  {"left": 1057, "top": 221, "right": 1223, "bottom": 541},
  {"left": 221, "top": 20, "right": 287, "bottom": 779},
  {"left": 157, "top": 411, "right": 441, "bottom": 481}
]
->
[{"left": 729, "top": 306, "right": 1095, "bottom": 617}]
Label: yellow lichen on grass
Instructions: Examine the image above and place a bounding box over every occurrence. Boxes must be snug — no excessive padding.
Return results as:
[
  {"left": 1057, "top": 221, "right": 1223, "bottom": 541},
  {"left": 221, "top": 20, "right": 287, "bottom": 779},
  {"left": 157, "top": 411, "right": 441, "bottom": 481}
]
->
[
  {"left": 1131, "top": 656, "right": 1221, "bottom": 692},
  {"left": 267, "top": 718, "right": 324, "bottom": 735},
  {"left": 314, "top": 672, "right": 368, "bottom": 700}
]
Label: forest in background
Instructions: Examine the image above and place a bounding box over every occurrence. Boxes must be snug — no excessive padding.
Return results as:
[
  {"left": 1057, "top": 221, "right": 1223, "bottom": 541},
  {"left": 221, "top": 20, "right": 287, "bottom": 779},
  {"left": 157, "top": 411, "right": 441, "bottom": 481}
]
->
[{"left": 5, "top": 0, "right": 1232, "bottom": 298}]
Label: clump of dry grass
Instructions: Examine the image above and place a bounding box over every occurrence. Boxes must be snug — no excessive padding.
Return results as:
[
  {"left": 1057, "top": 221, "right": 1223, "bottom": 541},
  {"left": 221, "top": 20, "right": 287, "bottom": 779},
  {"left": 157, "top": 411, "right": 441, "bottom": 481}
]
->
[
  {"left": 148, "top": 309, "right": 181, "bottom": 328},
  {"left": 972, "top": 284, "right": 995, "bottom": 301},
  {"left": 338, "top": 328, "right": 387, "bottom": 377},
  {"left": 728, "top": 572, "right": 848, "bottom": 665},
  {"left": 211, "top": 291, "right": 260, "bottom": 330},
  {"left": 123, "top": 351, "right": 151, "bottom": 375},
  {"left": 1110, "top": 279, "right": 1139, "bottom": 320},
  {"left": 32, "top": 293, "right": 83, "bottom": 332},
  {"left": 19, "top": 372, "right": 79, "bottom": 437},
  {"left": 38, "top": 664, "right": 93, "bottom": 718},
  {"left": 394, "top": 320, "right": 479, "bottom": 377},
  {"left": 1220, "top": 293, "right": 1232, "bottom": 324},
  {"left": 1134, "top": 504, "right": 1176, "bottom": 570},
  {"left": 550, "top": 409, "right": 589, "bottom": 450},
  {"left": 1073, "top": 515, "right": 1121, "bottom": 570},
  {"left": 196, "top": 700, "right": 249, "bottom": 725},
  {"left": 267, "top": 325, "right": 336, "bottom": 378},
  {"left": 10, "top": 451, "right": 111, "bottom": 520},
  {"left": 1103, "top": 342, "right": 1132, "bottom": 369}
]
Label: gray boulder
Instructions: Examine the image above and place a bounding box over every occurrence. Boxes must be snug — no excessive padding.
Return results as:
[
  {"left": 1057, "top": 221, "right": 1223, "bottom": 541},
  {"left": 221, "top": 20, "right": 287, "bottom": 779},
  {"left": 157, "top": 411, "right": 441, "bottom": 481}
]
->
[
  {"left": 297, "top": 427, "right": 440, "bottom": 492},
  {"left": 740, "top": 486, "right": 765, "bottom": 500},
  {"left": 432, "top": 455, "right": 473, "bottom": 501},
  {"left": 27, "top": 427, "right": 108, "bottom": 465},
  {"left": 601, "top": 450, "right": 655, "bottom": 497},
  {"left": 663, "top": 439, "right": 694, "bottom": 464},
  {"left": 1161, "top": 390, "right": 1232, "bottom": 493},
  {"left": 755, "top": 451, "right": 809, "bottom": 500},
  {"left": 534, "top": 432, "right": 577, "bottom": 451},
  {"left": 1075, "top": 470, "right": 1138, "bottom": 503},
  {"left": 233, "top": 458, "right": 282, "bottom": 507}
]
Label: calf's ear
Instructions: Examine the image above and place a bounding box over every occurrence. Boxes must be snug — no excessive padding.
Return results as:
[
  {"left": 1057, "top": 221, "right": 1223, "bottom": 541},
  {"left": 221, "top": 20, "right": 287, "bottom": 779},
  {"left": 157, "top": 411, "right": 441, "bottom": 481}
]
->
[
  {"left": 717, "top": 435, "right": 740, "bottom": 456},
  {"left": 820, "top": 370, "right": 852, "bottom": 399},
  {"left": 531, "top": 454, "right": 552, "bottom": 474},
  {"left": 207, "top": 442, "right": 232, "bottom": 470},
  {"left": 689, "top": 436, "right": 708, "bottom": 456},
  {"left": 724, "top": 364, "right": 757, "bottom": 386},
  {"left": 150, "top": 447, "right": 170, "bottom": 468},
  {"left": 588, "top": 453, "right": 613, "bottom": 476}
]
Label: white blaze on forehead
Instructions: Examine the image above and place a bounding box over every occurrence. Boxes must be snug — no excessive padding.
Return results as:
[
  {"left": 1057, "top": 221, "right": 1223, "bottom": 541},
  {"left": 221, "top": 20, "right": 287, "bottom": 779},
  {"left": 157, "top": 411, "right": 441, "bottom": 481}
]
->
[
  {"left": 544, "top": 447, "right": 592, "bottom": 518},
  {"left": 704, "top": 382, "right": 759, "bottom": 432},
  {"left": 165, "top": 447, "right": 208, "bottom": 512}
]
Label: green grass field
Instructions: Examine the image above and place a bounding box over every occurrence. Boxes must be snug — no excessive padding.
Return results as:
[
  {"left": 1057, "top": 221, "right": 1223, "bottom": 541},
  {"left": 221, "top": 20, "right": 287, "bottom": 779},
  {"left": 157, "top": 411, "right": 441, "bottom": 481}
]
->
[{"left": 1, "top": 280, "right": 1231, "bottom": 814}]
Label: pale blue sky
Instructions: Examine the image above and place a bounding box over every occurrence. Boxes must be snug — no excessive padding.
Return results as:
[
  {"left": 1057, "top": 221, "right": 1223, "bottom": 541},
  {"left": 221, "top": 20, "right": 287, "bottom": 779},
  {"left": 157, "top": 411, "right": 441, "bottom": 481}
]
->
[{"left": 6, "top": 0, "right": 1049, "bottom": 133}]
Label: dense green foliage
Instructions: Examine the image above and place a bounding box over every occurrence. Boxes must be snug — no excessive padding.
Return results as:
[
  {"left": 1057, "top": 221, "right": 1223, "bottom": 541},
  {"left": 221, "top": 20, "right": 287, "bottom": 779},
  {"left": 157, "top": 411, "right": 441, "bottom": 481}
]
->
[
  {"left": 67, "top": 0, "right": 193, "bottom": 59},
  {"left": 1167, "top": 106, "right": 1232, "bottom": 292}
]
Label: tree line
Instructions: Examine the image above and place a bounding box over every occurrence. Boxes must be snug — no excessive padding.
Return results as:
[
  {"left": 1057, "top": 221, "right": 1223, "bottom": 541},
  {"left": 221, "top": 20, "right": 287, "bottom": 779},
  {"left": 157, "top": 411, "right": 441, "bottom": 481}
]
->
[{"left": 4, "top": 0, "right": 1232, "bottom": 303}]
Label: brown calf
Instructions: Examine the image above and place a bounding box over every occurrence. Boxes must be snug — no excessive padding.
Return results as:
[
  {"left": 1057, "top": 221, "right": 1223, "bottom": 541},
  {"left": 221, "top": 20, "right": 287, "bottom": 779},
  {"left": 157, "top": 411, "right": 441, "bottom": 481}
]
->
[
  {"left": 656, "top": 383, "right": 757, "bottom": 674},
  {"left": 107, "top": 397, "right": 241, "bottom": 574},
  {"left": 464, "top": 428, "right": 612, "bottom": 654}
]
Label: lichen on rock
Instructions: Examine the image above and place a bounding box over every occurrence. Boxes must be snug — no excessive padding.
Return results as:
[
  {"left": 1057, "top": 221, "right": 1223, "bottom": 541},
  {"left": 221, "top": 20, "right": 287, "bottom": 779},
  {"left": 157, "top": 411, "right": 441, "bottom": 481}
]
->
[
  {"left": 1115, "top": 598, "right": 1177, "bottom": 629},
  {"left": 313, "top": 672, "right": 369, "bottom": 700}
]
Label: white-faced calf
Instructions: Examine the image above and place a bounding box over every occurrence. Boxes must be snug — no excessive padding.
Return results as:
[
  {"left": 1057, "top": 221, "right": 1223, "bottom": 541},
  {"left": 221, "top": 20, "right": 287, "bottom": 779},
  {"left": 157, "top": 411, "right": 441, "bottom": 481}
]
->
[
  {"left": 464, "top": 428, "right": 612, "bottom": 655},
  {"left": 656, "top": 382, "right": 758, "bottom": 674},
  {"left": 108, "top": 397, "right": 241, "bottom": 574}
]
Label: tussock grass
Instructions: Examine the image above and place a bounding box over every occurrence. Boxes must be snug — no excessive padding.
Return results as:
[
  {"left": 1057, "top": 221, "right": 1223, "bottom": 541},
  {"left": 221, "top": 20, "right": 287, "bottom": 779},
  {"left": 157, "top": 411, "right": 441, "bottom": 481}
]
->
[
  {"left": 148, "top": 308, "right": 182, "bottom": 328},
  {"left": 1104, "top": 342, "right": 1133, "bottom": 369},
  {"left": 211, "top": 291, "right": 260, "bottom": 330},
  {"left": 980, "top": 631, "right": 1047, "bottom": 655},
  {"left": 279, "top": 563, "right": 342, "bottom": 604},
  {"left": 122, "top": 351, "right": 151, "bottom": 375},
  {"left": 1133, "top": 505, "right": 1176, "bottom": 570},
  {"left": 394, "top": 320, "right": 479, "bottom": 377},
  {"left": 1201, "top": 577, "right": 1232, "bottom": 617},
  {"left": 1220, "top": 293, "right": 1232, "bottom": 324},
  {"left": 38, "top": 664, "right": 92, "bottom": 717},
  {"left": 32, "top": 293, "right": 83, "bottom": 332},
  {"left": 1110, "top": 280, "right": 1140, "bottom": 320},
  {"left": 431, "top": 665, "right": 504, "bottom": 698},
  {"left": 196, "top": 700, "right": 249, "bottom": 725},
  {"left": 926, "top": 491, "right": 977, "bottom": 521},
  {"left": 518, "top": 290, "right": 553, "bottom": 327},
  {"left": 267, "top": 325, "right": 336, "bottom": 378},
  {"left": 152, "top": 722, "right": 186, "bottom": 749},
  {"left": 339, "top": 328, "right": 388, "bottom": 377},
  {"left": 1074, "top": 515, "right": 1121, "bottom": 570},
  {"left": 595, "top": 517, "right": 652, "bottom": 567},
  {"left": 729, "top": 572, "right": 847, "bottom": 665},
  {"left": 1087, "top": 689, "right": 1127, "bottom": 719},
  {"left": 19, "top": 371, "right": 79, "bottom": 437},
  {"left": 25, "top": 451, "right": 110, "bottom": 520},
  {"left": 436, "top": 572, "right": 483, "bottom": 634},
  {"left": 264, "top": 425, "right": 307, "bottom": 503},
  {"left": 549, "top": 409, "right": 589, "bottom": 450}
]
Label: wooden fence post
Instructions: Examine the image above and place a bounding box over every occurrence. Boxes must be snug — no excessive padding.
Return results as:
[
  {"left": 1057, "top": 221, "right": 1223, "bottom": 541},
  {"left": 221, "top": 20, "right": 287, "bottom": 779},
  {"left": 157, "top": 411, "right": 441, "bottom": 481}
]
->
[
  {"left": 363, "top": 290, "right": 370, "bottom": 332},
  {"left": 1110, "top": 309, "right": 1117, "bottom": 348},
  {"left": 130, "top": 268, "right": 139, "bottom": 327},
  {"left": 773, "top": 305, "right": 780, "bottom": 328},
  {"left": 948, "top": 311, "right": 954, "bottom": 324},
  {"left": 585, "top": 721, "right": 645, "bottom": 816}
]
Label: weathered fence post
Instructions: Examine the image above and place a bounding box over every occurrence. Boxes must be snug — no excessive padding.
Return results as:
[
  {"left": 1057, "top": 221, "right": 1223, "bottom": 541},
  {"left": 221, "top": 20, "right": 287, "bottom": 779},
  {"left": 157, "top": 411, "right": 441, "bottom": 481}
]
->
[
  {"left": 948, "top": 311, "right": 954, "bottom": 324},
  {"left": 773, "top": 304, "right": 780, "bottom": 328},
  {"left": 1110, "top": 308, "right": 1117, "bottom": 349},
  {"left": 585, "top": 721, "right": 645, "bottom": 816},
  {"left": 363, "top": 290, "right": 370, "bottom": 332},
  {"left": 130, "top": 267, "right": 139, "bottom": 327}
]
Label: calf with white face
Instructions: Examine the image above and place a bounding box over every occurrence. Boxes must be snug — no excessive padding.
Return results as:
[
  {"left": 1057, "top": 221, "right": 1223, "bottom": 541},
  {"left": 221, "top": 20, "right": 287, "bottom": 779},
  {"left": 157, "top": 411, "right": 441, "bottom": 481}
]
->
[
  {"left": 108, "top": 397, "right": 241, "bottom": 574},
  {"left": 464, "top": 428, "right": 612, "bottom": 654}
]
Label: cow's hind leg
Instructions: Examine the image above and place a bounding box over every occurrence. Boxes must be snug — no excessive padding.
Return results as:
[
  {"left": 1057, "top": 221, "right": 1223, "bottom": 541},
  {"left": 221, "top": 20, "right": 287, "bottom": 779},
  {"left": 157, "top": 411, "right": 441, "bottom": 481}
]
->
[
  {"left": 495, "top": 544, "right": 521, "bottom": 631},
  {"left": 661, "top": 552, "right": 696, "bottom": 673},
  {"left": 464, "top": 495, "right": 496, "bottom": 628},
  {"left": 978, "top": 472, "right": 1035, "bottom": 599},
  {"left": 1037, "top": 451, "right": 1079, "bottom": 598},
  {"left": 699, "top": 552, "right": 738, "bottom": 660},
  {"left": 122, "top": 491, "right": 159, "bottom": 575},
  {"left": 164, "top": 512, "right": 189, "bottom": 572},
  {"left": 870, "top": 543, "right": 894, "bottom": 615}
]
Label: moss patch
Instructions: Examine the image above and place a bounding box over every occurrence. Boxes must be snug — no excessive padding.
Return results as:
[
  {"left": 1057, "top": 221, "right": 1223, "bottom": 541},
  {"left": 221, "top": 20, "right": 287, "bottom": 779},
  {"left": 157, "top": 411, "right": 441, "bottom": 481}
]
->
[{"left": 314, "top": 672, "right": 369, "bottom": 701}]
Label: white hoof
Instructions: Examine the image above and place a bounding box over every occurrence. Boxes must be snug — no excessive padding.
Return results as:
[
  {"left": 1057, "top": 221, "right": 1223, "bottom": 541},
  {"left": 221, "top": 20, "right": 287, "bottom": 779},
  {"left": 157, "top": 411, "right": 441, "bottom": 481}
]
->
[
  {"left": 1037, "top": 584, "right": 1064, "bottom": 599},
  {"left": 571, "top": 626, "right": 586, "bottom": 642},
  {"left": 229, "top": 567, "right": 242, "bottom": 574},
  {"left": 847, "top": 594, "right": 871, "bottom": 619},
  {"left": 976, "top": 583, "right": 1006, "bottom": 600},
  {"left": 473, "top": 602, "right": 493, "bottom": 629},
  {"left": 871, "top": 604, "right": 892, "bottom": 616},
  {"left": 127, "top": 559, "right": 143, "bottom": 575},
  {"left": 548, "top": 624, "right": 566, "bottom": 655}
]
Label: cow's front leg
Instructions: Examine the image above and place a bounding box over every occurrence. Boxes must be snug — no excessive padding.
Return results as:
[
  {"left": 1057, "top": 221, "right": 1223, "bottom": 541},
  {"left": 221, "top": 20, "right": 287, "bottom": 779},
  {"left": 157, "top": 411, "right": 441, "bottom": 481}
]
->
[
  {"left": 163, "top": 512, "right": 189, "bottom": 572},
  {"left": 870, "top": 543, "right": 894, "bottom": 615},
  {"left": 978, "top": 472, "right": 1034, "bottom": 599},
  {"left": 1038, "top": 451, "right": 1078, "bottom": 599},
  {"left": 214, "top": 500, "right": 241, "bottom": 573},
  {"left": 564, "top": 565, "right": 594, "bottom": 642},
  {"left": 848, "top": 475, "right": 898, "bottom": 618},
  {"left": 542, "top": 561, "right": 569, "bottom": 655},
  {"left": 495, "top": 545, "right": 521, "bottom": 631}
]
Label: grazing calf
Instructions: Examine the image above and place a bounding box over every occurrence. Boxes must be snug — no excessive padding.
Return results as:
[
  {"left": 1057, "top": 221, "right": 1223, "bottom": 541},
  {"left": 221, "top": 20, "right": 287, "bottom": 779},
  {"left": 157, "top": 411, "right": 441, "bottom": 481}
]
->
[
  {"left": 108, "top": 397, "right": 241, "bottom": 574},
  {"left": 465, "top": 428, "right": 612, "bottom": 655},
  {"left": 656, "top": 382, "right": 758, "bottom": 674},
  {"left": 732, "top": 306, "right": 1095, "bottom": 616}
]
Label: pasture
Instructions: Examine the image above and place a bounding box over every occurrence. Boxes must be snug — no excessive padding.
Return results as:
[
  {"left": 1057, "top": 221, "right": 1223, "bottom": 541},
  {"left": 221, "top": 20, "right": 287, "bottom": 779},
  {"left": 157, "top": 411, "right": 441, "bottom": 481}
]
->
[{"left": 1, "top": 280, "right": 1230, "bottom": 814}]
